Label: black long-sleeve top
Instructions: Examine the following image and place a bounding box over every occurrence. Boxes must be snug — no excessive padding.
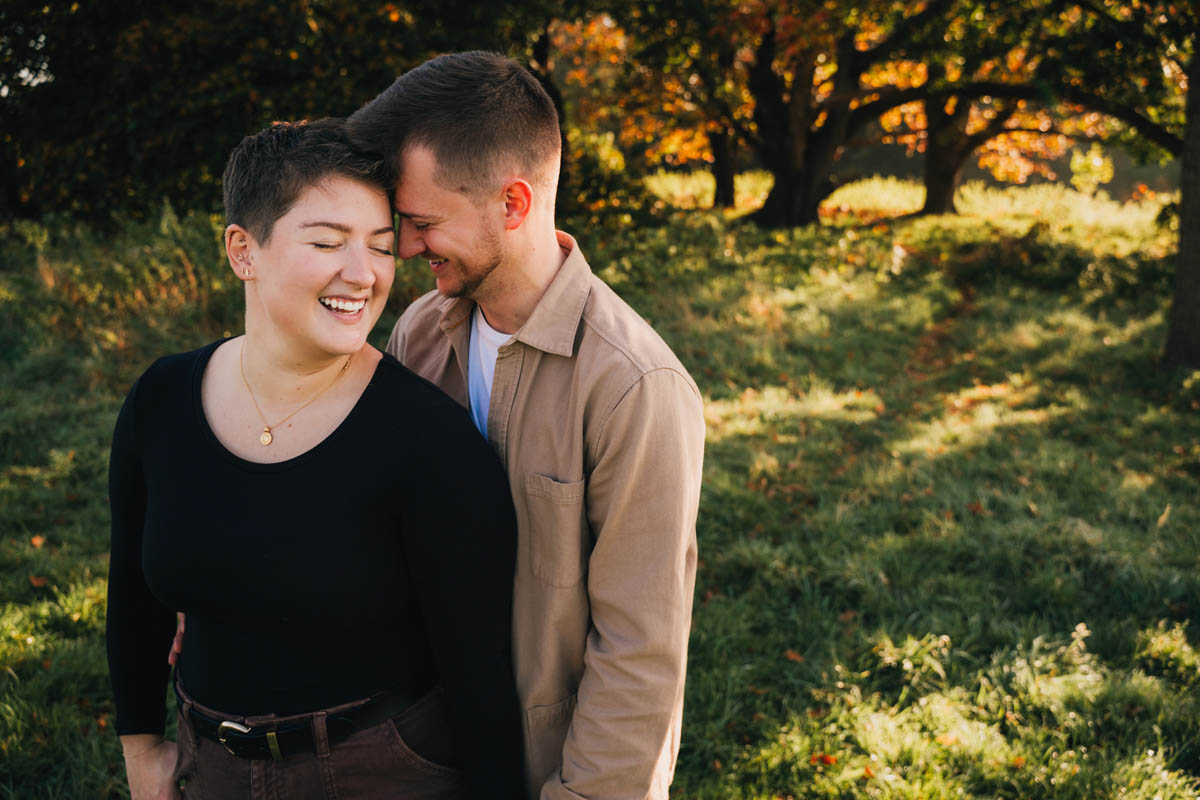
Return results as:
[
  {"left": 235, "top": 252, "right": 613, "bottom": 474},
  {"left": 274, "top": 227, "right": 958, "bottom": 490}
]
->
[{"left": 105, "top": 340, "right": 525, "bottom": 795}]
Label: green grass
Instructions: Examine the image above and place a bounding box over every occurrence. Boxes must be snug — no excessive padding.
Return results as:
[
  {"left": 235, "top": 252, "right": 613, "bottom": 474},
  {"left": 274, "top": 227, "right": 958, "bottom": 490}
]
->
[{"left": 2, "top": 183, "right": 1198, "bottom": 798}]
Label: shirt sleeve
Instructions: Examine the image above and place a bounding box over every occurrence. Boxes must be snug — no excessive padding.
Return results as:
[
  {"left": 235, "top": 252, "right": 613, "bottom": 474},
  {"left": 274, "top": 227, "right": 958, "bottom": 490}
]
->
[
  {"left": 401, "top": 401, "right": 527, "bottom": 798},
  {"left": 105, "top": 375, "right": 177, "bottom": 736},
  {"left": 543, "top": 368, "right": 705, "bottom": 800}
]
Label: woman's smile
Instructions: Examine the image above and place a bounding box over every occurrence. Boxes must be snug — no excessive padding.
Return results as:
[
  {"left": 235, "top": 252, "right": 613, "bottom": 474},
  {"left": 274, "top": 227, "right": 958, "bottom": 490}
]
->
[{"left": 319, "top": 295, "right": 369, "bottom": 315}]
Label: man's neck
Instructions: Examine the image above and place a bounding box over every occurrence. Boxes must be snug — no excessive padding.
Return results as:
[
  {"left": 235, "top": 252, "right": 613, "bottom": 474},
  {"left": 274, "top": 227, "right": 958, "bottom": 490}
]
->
[{"left": 474, "top": 226, "right": 568, "bottom": 334}]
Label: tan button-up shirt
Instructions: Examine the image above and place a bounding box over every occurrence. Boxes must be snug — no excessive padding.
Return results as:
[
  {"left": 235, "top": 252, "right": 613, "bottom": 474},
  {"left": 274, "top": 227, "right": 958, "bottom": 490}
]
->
[{"left": 388, "top": 232, "right": 704, "bottom": 799}]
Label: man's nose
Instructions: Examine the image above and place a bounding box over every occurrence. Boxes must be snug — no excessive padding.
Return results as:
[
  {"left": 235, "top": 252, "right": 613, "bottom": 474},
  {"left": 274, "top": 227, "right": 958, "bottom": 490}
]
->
[{"left": 397, "top": 221, "right": 424, "bottom": 260}]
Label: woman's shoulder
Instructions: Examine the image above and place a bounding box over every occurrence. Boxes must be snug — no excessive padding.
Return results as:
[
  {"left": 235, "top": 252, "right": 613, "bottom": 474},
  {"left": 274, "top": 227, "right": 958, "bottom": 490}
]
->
[
  {"left": 129, "top": 339, "right": 224, "bottom": 397},
  {"left": 366, "top": 351, "right": 483, "bottom": 444},
  {"left": 371, "top": 351, "right": 464, "bottom": 413}
]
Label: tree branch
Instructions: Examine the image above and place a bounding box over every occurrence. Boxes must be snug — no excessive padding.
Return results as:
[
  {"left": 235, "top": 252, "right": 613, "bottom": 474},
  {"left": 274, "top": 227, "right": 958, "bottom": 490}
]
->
[
  {"left": 844, "top": 79, "right": 1181, "bottom": 156},
  {"left": 966, "top": 81, "right": 1183, "bottom": 155},
  {"left": 853, "top": 0, "right": 957, "bottom": 73}
]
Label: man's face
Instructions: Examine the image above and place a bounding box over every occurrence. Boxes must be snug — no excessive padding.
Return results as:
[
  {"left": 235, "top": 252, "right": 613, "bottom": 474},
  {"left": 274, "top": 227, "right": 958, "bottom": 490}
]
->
[{"left": 393, "top": 145, "right": 504, "bottom": 300}]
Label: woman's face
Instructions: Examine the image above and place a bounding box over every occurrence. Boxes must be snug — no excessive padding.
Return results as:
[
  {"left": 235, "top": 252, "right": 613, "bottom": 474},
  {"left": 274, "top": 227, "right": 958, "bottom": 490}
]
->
[{"left": 247, "top": 176, "right": 395, "bottom": 362}]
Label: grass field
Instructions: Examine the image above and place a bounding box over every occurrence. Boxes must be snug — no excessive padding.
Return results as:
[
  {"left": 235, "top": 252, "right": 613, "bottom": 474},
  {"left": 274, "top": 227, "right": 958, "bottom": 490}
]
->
[{"left": 2, "top": 178, "right": 1198, "bottom": 798}]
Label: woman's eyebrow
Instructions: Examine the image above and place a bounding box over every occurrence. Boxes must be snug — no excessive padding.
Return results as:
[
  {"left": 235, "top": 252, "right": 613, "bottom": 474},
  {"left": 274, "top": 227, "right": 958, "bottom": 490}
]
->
[
  {"left": 299, "top": 221, "right": 351, "bottom": 233},
  {"left": 298, "top": 221, "right": 393, "bottom": 235}
]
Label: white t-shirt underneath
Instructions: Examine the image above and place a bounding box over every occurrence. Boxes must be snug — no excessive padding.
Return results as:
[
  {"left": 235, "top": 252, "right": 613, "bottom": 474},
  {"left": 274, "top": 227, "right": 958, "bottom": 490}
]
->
[{"left": 468, "top": 305, "right": 511, "bottom": 436}]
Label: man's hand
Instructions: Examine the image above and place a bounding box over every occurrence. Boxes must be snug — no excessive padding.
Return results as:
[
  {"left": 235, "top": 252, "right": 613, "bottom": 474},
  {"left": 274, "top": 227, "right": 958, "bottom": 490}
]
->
[
  {"left": 167, "top": 613, "right": 185, "bottom": 667},
  {"left": 122, "top": 736, "right": 180, "bottom": 800}
]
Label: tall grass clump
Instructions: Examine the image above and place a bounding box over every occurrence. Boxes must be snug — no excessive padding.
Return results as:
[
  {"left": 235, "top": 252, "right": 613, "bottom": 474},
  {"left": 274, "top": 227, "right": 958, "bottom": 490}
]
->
[
  {"left": 822, "top": 176, "right": 926, "bottom": 217},
  {"left": 644, "top": 169, "right": 773, "bottom": 211}
]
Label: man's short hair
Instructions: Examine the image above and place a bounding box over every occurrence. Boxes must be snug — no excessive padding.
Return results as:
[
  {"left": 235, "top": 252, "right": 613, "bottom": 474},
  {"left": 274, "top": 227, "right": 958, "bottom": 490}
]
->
[
  {"left": 346, "top": 51, "right": 561, "bottom": 200},
  {"left": 222, "top": 117, "right": 392, "bottom": 244}
]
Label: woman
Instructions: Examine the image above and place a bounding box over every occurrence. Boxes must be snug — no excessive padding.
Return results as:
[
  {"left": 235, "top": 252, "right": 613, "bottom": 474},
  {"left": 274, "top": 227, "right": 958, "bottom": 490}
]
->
[{"left": 106, "top": 118, "right": 525, "bottom": 799}]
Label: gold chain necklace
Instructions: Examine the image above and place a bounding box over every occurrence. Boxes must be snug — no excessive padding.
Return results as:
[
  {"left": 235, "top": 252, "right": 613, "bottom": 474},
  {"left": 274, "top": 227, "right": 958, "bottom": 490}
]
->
[{"left": 239, "top": 341, "right": 352, "bottom": 446}]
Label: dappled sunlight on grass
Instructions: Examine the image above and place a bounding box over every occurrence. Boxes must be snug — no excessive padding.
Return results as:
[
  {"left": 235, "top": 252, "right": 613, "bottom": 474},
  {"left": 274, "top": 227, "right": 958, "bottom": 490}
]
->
[
  {"left": 887, "top": 381, "right": 1071, "bottom": 458},
  {"left": 704, "top": 384, "right": 885, "bottom": 444},
  {"left": 3, "top": 181, "right": 1197, "bottom": 797},
  {"left": 694, "top": 626, "right": 1200, "bottom": 798}
]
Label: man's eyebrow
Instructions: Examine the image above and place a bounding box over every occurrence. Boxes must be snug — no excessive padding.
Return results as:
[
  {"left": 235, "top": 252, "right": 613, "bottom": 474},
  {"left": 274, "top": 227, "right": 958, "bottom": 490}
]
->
[
  {"left": 298, "top": 221, "right": 394, "bottom": 236},
  {"left": 394, "top": 211, "right": 439, "bottom": 222}
]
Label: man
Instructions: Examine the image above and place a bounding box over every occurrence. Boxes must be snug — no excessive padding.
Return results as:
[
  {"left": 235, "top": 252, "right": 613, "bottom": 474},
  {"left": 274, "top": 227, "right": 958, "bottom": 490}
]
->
[{"left": 344, "top": 52, "right": 705, "bottom": 799}]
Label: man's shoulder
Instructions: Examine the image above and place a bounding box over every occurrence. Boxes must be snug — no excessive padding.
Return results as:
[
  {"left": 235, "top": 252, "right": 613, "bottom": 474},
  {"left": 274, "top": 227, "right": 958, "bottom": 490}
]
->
[
  {"left": 389, "top": 290, "right": 462, "bottom": 362},
  {"left": 394, "top": 289, "right": 447, "bottom": 334},
  {"left": 578, "top": 273, "right": 697, "bottom": 393}
]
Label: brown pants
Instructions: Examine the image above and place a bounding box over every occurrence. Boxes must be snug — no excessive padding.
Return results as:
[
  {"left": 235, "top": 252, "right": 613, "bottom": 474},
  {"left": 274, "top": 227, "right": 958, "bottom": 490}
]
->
[{"left": 172, "top": 682, "right": 467, "bottom": 799}]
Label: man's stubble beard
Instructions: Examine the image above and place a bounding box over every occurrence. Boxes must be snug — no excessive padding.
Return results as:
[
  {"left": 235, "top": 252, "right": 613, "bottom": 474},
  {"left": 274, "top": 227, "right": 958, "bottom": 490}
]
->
[{"left": 447, "top": 220, "right": 505, "bottom": 302}]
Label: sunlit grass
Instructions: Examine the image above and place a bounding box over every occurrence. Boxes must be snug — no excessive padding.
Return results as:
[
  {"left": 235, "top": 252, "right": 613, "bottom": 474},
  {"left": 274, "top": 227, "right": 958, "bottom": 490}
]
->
[
  {"left": 2, "top": 180, "right": 1198, "bottom": 797},
  {"left": 644, "top": 169, "right": 773, "bottom": 211}
]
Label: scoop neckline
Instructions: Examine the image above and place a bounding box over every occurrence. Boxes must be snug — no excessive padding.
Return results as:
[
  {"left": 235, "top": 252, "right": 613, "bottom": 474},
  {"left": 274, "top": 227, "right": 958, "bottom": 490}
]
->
[{"left": 190, "top": 338, "right": 383, "bottom": 473}]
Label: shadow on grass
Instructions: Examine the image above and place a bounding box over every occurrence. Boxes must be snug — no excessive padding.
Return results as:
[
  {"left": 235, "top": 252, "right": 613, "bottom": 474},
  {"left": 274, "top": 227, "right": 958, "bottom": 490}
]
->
[{"left": 660, "top": 230, "right": 1199, "bottom": 796}]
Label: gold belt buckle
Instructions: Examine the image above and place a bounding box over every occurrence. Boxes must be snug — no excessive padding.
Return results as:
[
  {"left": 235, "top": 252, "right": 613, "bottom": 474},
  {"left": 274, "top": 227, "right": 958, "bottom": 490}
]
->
[
  {"left": 217, "top": 720, "right": 252, "bottom": 757},
  {"left": 217, "top": 720, "right": 284, "bottom": 760}
]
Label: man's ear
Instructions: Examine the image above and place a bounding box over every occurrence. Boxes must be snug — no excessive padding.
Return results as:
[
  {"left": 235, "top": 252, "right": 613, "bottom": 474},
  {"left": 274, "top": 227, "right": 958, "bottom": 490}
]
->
[
  {"left": 225, "top": 224, "right": 255, "bottom": 280},
  {"left": 500, "top": 179, "right": 533, "bottom": 231}
]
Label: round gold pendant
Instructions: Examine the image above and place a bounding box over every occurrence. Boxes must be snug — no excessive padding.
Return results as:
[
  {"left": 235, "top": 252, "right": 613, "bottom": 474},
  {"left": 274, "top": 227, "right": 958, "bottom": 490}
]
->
[{"left": 259, "top": 429, "right": 273, "bottom": 446}]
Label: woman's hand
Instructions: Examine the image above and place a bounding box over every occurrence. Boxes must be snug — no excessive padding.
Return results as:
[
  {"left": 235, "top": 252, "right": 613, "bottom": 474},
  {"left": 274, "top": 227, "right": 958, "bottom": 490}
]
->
[{"left": 122, "top": 735, "right": 180, "bottom": 800}]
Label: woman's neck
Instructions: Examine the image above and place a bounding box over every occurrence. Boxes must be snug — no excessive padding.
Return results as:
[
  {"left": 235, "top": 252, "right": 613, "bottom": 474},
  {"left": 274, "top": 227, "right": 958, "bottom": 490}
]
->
[{"left": 237, "top": 332, "right": 352, "bottom": 414}]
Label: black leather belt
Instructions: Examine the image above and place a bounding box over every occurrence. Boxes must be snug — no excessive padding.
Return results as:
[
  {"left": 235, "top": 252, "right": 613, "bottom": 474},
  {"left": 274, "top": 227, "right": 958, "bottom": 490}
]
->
[{"left": 177, "top": 683, "right": 428, "bottom": 761}]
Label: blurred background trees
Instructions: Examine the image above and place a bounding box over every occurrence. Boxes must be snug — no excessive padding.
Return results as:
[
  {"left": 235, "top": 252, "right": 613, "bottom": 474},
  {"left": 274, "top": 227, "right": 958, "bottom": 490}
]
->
[{"left": 1, "top": 0, "right": 1192, "bottom": 363}]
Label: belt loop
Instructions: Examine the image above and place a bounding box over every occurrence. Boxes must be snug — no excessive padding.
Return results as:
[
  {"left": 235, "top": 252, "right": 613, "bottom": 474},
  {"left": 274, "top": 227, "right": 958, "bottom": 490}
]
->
[
  {"left": 312, "top": 711, "right": 331, "bottom": 758},
  {"left": 174, "top": 676, "right": 194, "bottom": 717}
]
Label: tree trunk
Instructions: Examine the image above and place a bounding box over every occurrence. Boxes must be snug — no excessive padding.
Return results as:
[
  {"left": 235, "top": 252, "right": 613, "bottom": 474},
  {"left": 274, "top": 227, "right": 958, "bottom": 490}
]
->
[
  {"left": 922, "top": 158, "right": 964, "bottom": 214},
  {"left": 1165, "top": 46, "right": 1200, "bottom": 368},
  {"left": 921, "top": 96, "right": 972, "bottom": 215},
  {"left": 709, "top": 129, "right": 736, "bottom": 208},
  {"left": 747, "top": 25, "right": 833, "bottom": 227},
  {"left": 754, "top": 169, "right": 797, "bottom": 226},
  {"left": 749, "top": 31, "right": 852, "bottom": 228}
]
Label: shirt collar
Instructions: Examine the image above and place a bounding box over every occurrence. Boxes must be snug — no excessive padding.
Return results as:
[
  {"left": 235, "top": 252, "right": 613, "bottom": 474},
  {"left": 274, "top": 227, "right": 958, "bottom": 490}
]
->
[{"left": 436, "top": 231, "right": 591, "bottom": 357}]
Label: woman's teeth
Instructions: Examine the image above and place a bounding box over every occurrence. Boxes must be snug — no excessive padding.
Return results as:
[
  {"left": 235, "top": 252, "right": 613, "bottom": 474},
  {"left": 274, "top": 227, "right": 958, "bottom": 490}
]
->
[{"left": 319, "top": 297, "right": 366, "bottom": 313}]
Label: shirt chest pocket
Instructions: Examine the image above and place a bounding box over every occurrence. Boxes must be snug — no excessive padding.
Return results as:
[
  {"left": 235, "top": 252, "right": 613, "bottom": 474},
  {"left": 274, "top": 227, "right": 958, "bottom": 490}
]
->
[{"left": 523, "top": 472, "right": 588, "bottom": 588}]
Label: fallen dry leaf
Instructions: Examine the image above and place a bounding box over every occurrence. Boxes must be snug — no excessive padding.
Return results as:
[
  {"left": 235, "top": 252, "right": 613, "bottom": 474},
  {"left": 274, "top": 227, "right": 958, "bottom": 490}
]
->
[{"left": 1157, "top": 504, "right": 1172, "bottom": 528}]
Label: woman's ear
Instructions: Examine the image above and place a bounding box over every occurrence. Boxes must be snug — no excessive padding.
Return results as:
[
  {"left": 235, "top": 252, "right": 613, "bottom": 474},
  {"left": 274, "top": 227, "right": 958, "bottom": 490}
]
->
[{"left": 225, "top": 224, "right": 255, "bottom": 280}]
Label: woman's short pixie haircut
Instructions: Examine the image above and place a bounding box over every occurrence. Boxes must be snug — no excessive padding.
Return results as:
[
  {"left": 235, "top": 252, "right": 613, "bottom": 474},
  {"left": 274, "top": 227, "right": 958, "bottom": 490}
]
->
[
  {"left": 222, "top": 117, "right": 393, "bottom": 244},
  {"left": 345, "top": 51, "right": 561, "bottom": 200}
]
